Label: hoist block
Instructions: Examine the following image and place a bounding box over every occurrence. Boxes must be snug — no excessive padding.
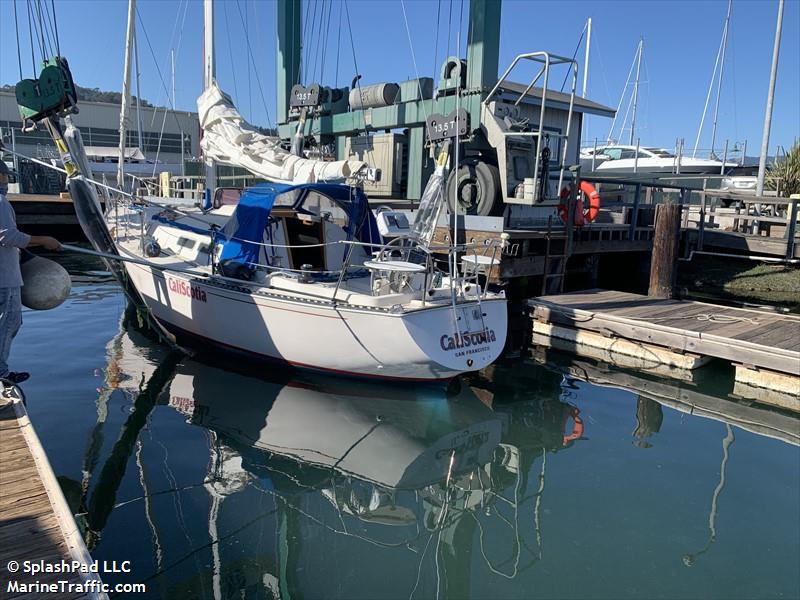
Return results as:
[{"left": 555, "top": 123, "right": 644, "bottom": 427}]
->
[{"left": 16, "top": 57, "right": 78, "bottom": 123}]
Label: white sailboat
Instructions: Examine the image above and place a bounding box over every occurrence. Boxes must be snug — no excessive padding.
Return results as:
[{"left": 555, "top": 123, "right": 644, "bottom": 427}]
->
[{"left": 63, "top": 0, "right": 508, "bottom": 383}]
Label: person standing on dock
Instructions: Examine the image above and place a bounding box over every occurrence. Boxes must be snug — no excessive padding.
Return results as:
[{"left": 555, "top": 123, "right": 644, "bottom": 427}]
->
[{"left": 0, "top": 159, "right": 62, "bottom": 384}]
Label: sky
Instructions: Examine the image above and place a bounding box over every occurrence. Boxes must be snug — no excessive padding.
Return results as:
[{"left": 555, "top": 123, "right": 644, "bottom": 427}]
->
[{"left": 1, "top": 0, "right": 798, "bottom": 154}]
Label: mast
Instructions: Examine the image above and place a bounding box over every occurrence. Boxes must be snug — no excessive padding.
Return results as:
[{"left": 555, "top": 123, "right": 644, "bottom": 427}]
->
[
  {"left": 756, "top": 0, "right": 784, "bottom": 197},
  {"left": 117, "top": 0, "right": 136, "bottom": 189},
  {"left": 203, "top": 0, "right": 217, "bottom": 193},
  {"left": 134, "top": 28, "right": 144, "bottom": 153},
  {"left": 582, "top": 18, "right": 591, "bottom": 141},
  {"left": 629, "top": 37, "right": 643, "bottom": 146},
  {"left": 709, "top": 0, "right": 732, "bottom": 158},
  {"left": 582, "top": 18, "right": 591, "bottom": 98}
]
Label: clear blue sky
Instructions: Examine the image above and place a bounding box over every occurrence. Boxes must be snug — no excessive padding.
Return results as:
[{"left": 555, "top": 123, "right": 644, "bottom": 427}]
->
[{"left": 2, "top": 0, "right": 798, "bottom": 153}]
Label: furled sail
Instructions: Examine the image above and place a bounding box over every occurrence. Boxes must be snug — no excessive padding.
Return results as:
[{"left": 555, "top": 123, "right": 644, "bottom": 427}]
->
[{"left": 198, "top": 83, "right": 367, "bottom": 184}]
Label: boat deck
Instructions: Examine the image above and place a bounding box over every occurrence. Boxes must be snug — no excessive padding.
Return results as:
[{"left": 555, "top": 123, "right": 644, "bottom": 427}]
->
[{"left": 0, "top": 393, "right": 103, "bottom": 599}]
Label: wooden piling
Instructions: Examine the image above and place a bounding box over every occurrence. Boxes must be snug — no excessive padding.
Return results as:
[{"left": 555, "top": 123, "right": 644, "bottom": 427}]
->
[{"left": 648, "top": 202, "right": 682, "bottom": 298}]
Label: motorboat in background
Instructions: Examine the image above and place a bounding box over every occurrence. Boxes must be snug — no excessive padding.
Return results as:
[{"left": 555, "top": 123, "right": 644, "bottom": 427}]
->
[{"left": 580, "top": 144, "right": 738, "bottom": 174}]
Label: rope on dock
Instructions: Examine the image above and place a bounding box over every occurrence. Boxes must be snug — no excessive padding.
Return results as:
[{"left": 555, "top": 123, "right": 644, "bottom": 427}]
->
[{"left": 649, "top": 313, "right": 761, "bottom": 325}]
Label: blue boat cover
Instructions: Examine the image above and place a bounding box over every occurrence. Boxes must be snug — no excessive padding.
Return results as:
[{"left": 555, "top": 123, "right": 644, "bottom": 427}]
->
[{"left": 218, "top": 182, "right": 379, "bottom": 274}]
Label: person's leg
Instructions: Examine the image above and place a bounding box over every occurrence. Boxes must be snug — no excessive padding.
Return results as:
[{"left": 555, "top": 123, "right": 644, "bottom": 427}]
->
[{"left": 0, "top": 287, "right": 23, "bottom": 378}]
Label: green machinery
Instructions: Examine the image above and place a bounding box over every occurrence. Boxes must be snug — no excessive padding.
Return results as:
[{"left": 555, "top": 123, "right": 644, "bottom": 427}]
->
[
  {"left": 15, "top": 56, "right": 79, "bottom": 126},
  {"left": 275, "top": 0, "right": 614, "bottom": 217}
]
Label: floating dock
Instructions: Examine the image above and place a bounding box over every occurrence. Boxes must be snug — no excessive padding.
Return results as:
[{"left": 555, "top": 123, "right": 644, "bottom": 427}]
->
[
  {"left": 0, "top": 391, "right": 104, "bottom": 599},
  {"left": 529, "top": 289, "right": 800, "bottom": 412}
]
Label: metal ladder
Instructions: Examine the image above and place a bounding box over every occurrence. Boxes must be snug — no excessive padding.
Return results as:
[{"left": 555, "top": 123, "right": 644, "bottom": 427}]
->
[{"left": 541, "top": 216, "right": 568, "bottom": 295}]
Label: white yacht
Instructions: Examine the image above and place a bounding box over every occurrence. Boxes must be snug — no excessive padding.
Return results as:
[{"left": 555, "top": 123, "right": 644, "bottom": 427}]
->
[{"left": 581, "top": 144, "right": 737, "bottom": 174}]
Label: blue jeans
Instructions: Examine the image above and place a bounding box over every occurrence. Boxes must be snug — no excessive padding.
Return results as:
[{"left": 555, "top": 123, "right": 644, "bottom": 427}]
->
[{"left": 0, "top": 287, "right": 22, "bottom": 377}]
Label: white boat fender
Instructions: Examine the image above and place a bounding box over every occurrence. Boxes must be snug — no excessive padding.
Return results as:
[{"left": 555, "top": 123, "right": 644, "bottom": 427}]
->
[{"left": 19, "top": 250, "right": 71, "bottom": 310}]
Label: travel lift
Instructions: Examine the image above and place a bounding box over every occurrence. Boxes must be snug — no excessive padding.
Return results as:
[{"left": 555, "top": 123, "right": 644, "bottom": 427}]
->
[{"left": 275, "top": 0, "right": 612, "bottom": 226}]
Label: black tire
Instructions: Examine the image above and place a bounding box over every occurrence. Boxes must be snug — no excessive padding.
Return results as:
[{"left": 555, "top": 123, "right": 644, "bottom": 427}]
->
[{"left": 446, "top": 158, "right": 502, "bottom": 216}]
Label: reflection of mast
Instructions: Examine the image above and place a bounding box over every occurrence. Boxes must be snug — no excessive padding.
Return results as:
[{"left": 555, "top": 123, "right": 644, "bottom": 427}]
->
[
  {"left": 135, "top": 439, "right": 164, "bottom": 570},
  {"left": 85, "top": 352, "right": 182, "bottom": 547},
  {"left": 80, "top": 317, "right": 127, "bottom": 504},
  {"left": 204, "top": 433, "right": 252, "bottom": 600},
  {"left": 683, "top": 424, "right": 735, "bottom": 567}
]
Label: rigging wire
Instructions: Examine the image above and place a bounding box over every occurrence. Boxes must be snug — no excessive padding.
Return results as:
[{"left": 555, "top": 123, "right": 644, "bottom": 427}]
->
[
  {"left": 606, "top": 42, "right": 639, "bottom": 143},
  {"left": 309, "top": 0, "right": 325, "bottom": 84},
  {"left": 693, "top": 26, "right": 725, "bottom": 157},
  {"left": 222, "top": 1, "right": 240, "bottom": 103},
  {"left": 50, "top": 0, "right": 60, "bottom": 55},
  {"left": 13, "top": 0, "right": 24, "bottom": 80},
  {"left": 299, "top": 0, "right": 312, "bottom": 84},
  {"left": 25, "top": 0, "right": 36, "bottom": 73},
  {"left": 134, "top": 9, "right": 190, "bottom": 134},
  {"left": 40, "top": 0, "right": 58, "bottom": 58},
  {"left": 560, "top": 23, "right": 586, "bottom": 92},
  {"left": 319, "top": 0, "right": 334, "bottom": 85},
  {"left": 343, "top": 0, "right": 369, "bottom": 142},
  {"left": 399, "top": 0, "right": 430, "bottom": 125},
  {"left": 233, "top": 0, "right": 274, "bottom": 128},
  {"left": 303, "top": 0, "right": 319, "bottom": 84},
  {"left": 445, "top": 0, "right": 453, "bottom": 69},
  {"left": 334, "top": 0, "right": 343, "bottom": 87},
  {"left": 33, "top": 0, "right": 47, "bottom": 59},
  {"left": 432, "top": 0, "right": 442, "bottom": 88}
]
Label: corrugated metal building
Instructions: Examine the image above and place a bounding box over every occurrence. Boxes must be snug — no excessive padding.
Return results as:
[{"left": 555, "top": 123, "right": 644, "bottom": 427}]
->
[{"left": 0, "top": 90, "right": 200, "bottom": 165}]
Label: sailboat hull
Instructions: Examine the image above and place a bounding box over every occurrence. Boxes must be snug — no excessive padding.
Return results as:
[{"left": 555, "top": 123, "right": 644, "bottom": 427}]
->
[{"left": 122, "top": 260, "right": 507, "bottom": 382}]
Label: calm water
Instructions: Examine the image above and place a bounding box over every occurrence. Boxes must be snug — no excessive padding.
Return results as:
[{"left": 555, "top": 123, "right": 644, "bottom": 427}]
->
[{"left": 9, "top": 270, "right": 800, "bottom": 600}]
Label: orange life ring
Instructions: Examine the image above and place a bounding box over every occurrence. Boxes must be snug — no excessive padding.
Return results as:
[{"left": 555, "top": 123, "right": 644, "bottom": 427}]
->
[
  {"left": 562, "top": 404, "right": 584, "bottom": 447},
  {"left": 558, "top": 181, "right": 601, "bottom": 225}
]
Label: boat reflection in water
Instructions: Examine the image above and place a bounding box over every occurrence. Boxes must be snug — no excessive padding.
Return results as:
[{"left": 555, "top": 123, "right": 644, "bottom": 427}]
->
[
  {"left": 165, "top": 359, "right": 580, "bottom": 599},
  {"left": 81, "top": 311, "right": 582, "bottom": 599}
]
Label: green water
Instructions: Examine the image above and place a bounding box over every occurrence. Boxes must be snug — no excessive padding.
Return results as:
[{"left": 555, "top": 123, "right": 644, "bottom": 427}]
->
[{"left": 7, "top": 273, "right": 800, "bottom": 600}]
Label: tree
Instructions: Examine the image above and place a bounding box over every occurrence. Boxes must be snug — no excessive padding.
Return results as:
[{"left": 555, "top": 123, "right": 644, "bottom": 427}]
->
[{"left": 766, "top": 142, "right": 800, "bottom": 197}]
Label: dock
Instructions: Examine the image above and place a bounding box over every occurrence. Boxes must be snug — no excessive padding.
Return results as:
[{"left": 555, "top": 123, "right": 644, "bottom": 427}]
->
[
  {"left": 529, "top": 289, "right": 800, "bottom": 412},
  {"left": 0, "top": 390, "right": 105, "bottom": 599}
]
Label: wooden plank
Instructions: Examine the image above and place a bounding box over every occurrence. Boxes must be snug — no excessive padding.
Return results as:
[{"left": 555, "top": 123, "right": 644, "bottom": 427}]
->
[
  {"left": 0, "top": 435, "right": 31, "bottom": 453},
  {"left": 0, "top": 398, "right": 104, "bottom": 599},
  {"left": 531, "top": 301, "right": 800, "bottom": 376},
  {"left": 0, "top": 475, "right": 45, "bottom": 501},
  {"left": 0, "top": 515, "right": 61, "bottom": 547},
  {"left": 735, "top": 321, "right": 800, "bottom": 346}
]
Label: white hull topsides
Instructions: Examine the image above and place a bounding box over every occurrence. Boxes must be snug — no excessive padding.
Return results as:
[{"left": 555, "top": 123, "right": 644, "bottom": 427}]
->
[
  {"left": 117, "top": 228, "right": 507, "bottom": 382},
  {"left": 124, "top": 259, "right": 506, "bottom": 381}
]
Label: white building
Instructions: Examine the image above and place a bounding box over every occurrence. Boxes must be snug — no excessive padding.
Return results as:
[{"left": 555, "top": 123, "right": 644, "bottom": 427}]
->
[{"left": 0, "top": 90, "right": 199, "bottom": 167}]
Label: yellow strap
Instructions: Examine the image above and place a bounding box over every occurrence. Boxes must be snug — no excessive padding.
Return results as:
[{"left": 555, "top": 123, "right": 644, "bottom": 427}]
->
[{"left": 436, "top": 148, "right": 450, "bottom": 168}]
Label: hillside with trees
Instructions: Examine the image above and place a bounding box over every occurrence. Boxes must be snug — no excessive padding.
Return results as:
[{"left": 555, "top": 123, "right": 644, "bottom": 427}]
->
[{"left": 1, "top": 83, "right": 153, "bottom": 107}]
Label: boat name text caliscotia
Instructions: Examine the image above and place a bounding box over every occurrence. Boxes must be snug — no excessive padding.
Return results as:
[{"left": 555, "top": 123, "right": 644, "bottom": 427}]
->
[
  {"left": 168, "top": 277, "right": 208, "bottom": 303},
  {"left": 440, "top": 329, "right": 497, "bottom": 352}
]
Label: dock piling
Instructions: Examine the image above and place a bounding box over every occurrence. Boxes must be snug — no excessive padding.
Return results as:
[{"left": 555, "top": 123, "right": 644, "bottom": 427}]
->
[{"left": 648, "top": 198, "right": 683, "bottom": 298}]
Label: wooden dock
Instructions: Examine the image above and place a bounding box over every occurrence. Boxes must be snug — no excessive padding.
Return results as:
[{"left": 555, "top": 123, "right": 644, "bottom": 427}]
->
[
  {"left": 529, "top": 289, "right": 800, "bottom": 412},
  {"left": 0, "top": 390, "right": 104, "bottom": 599}
]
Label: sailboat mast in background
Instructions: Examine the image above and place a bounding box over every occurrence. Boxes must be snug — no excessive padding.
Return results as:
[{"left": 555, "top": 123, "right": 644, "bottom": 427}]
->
[
  {"left": 203, "top": 0, "right": 217, "bottom": 195},
  {"left": 629, "top": 37, "right": 643, "bottom": 145},
  {"left": 756, "top": 0, "right": 784, "bottom": 197},
  {"left": 117, "top": 0, "right": 136, "bottom": 189}
]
